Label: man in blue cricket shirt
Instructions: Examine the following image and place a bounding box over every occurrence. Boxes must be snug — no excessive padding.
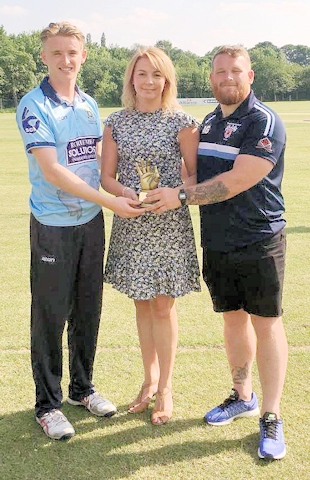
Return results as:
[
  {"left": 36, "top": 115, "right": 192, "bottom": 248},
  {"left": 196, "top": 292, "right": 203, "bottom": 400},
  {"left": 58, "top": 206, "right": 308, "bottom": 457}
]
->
[{"left": 16, "top": 21, "right": 145, "bottom": 440}]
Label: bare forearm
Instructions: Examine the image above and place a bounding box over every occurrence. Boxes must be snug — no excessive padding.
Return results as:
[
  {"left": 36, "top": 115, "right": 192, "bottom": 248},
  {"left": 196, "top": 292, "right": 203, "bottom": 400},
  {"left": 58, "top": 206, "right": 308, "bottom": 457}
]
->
[
  {"left": 146, "top": 154, "right": 274, "bottom": 212},
  {"left": 182, "top": 172, "right": 197, "bottom": 188},
  {"left": 184, "top": 178, "right": 230, "bottom": 205},
  {"left": 101, "top": 175, "right": 124, "bottom": 196},
  {"left": 183, "top": 154, "right": 275, "bottom": 206},
  {"left": 44, "top": 162, "right": 118, "bottom": 209}
]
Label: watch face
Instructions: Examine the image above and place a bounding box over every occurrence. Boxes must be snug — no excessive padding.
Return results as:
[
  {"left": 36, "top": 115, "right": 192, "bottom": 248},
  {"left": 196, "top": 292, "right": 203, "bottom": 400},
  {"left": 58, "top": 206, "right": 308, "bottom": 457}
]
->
[{"left": 179, "top": 189, "right": 187, "bottom": 204}]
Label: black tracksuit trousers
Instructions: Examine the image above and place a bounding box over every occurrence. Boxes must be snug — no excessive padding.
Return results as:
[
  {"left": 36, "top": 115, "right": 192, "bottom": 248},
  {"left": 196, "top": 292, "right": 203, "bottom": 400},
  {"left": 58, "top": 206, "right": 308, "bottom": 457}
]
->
[{"left": 30, "top": 212, "right": 104, "bottom": 418}]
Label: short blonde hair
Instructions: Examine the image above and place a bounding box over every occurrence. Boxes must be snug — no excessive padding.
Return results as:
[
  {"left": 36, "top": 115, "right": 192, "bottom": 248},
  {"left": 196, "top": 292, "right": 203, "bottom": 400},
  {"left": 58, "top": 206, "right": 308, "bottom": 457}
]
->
[
  {"left": 212, "top": 45, "right": 251, "bottom": 69},
  {"left": 121, "top": 46, "right": 180, "bottom": 112},
  {"left": 40, "top": 21, "right": 85, "bottom": 45}
]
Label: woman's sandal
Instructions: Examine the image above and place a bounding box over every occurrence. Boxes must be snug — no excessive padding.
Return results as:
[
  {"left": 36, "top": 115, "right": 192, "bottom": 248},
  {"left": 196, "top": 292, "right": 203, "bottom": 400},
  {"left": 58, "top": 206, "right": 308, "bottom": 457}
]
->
[
  {"left": 128, "top": 382, "right": 158, "bottom": 414},
  {"left": 151, "top": 387, "right": 173, "bottom": 425}
]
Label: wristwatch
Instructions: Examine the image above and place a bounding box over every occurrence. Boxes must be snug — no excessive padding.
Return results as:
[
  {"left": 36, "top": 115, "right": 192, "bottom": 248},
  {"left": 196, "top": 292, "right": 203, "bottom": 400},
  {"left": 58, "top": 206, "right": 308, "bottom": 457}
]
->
[{"left": 178, "top": 188, "right": 187, "bottom": 206}]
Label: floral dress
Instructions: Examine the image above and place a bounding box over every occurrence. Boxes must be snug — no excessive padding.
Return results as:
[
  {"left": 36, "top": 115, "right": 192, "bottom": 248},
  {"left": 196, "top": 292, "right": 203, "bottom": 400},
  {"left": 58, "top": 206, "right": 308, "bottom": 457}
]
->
[{"left": 104, "top": 108, "right": 201, "bottom": 300}]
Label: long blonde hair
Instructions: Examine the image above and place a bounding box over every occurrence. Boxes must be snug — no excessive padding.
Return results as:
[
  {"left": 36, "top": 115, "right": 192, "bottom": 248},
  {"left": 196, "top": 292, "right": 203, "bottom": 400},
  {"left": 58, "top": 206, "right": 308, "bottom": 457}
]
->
[{"left": 121, "top": 46, "right": 180, "bottom": 112}]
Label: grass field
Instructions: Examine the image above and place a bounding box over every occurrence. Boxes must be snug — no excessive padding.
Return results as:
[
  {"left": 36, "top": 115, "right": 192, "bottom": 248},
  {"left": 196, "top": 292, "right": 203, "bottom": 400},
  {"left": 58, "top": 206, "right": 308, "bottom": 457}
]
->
[{"left": 0, "top": 101, "right": 309, "bottom": 479}]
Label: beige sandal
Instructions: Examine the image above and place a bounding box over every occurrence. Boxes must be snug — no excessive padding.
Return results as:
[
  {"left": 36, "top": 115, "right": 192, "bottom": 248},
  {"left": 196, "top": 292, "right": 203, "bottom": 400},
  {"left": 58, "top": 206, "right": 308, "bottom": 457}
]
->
[
  {"left": 151, "top": 387, "right": 173, "bottom": 425},
  {"left": 128, "top": 382, "right": 158, "bottom": 414}
]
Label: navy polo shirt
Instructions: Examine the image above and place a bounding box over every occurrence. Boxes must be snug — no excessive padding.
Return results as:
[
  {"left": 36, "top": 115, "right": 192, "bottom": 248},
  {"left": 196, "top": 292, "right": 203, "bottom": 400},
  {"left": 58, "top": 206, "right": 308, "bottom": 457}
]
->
[{"left": 197, "top": 91, "right": 286, "bottom": 252}]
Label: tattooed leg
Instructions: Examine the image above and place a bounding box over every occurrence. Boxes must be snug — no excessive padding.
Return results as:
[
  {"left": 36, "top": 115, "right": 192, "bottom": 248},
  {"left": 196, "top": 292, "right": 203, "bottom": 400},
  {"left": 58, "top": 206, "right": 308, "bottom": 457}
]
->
[
  {"left": 223, "top": 310, "right": 256, "bottom": 401},
  {"left": 231, "top": 362, "right": 249, "bottom": 386}
]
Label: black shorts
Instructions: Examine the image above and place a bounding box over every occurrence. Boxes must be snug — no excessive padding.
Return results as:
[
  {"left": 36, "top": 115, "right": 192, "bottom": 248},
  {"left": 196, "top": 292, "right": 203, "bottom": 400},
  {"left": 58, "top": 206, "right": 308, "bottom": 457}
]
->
[{"left": 202, "top": 230, "right": 286, "bottom": 317}]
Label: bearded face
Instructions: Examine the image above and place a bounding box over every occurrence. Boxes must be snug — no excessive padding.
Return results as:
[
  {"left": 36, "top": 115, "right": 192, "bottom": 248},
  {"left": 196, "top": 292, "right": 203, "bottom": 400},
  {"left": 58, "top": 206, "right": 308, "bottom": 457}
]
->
[
  {"left": 210, "top": 54, "right": 254, "bottom": 106},
  {"left": 211, "top": 81, "right": 250, "bottom": 105}
]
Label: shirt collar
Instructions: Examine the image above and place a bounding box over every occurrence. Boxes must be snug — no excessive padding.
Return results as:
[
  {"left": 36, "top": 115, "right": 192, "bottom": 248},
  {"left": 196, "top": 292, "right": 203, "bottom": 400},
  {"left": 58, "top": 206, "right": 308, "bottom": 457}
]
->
[
  {"left": 40, "top": 76, "right": 86, "bottom": 105},
  {"left": 215, "top": 90, "right": 256, "bottom": 120}
]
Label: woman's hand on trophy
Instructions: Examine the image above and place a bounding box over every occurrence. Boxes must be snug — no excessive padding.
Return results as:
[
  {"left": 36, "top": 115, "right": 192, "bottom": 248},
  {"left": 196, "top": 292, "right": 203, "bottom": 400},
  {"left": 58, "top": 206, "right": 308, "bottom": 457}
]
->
[{"left": 121, "top": 186, "right": 139, "bottom": 200}]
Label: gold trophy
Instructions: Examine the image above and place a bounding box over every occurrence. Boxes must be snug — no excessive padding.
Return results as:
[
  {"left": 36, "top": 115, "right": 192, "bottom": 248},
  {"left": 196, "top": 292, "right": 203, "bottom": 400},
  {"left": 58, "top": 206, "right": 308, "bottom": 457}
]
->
[{"left": 135, "top": 160, "right": 160, "bottom": 206}]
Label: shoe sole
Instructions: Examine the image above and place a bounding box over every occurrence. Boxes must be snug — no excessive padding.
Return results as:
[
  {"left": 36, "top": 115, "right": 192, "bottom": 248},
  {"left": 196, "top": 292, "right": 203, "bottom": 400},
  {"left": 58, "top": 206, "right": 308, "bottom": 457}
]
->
[
  {"left": 206, "top": 406, "right": 260, "bottom": 426},
  {"left": 67, "top": 398, "right": 117, "bottom": 417},
  {"left": 258, "top": 447, "right": 286, "bottom": 460},
  {"left": 39, "top": 430, "right": 75, "bottom": 440},
  {"left": 57, "top": 433, "right": 75, "bottom": 441},
  {"left": 36, "top": 418, "right": 75, "bottom": 440},
  {"left": 102, "top": 410, "right": 117, "bottom": 418}
]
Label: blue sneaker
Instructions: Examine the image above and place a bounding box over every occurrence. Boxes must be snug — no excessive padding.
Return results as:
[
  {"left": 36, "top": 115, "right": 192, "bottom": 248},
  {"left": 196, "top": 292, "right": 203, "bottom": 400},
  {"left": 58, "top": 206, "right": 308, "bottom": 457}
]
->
[
  {"left": 258, "top": 412, "right": 286, "bottom": 460},
  {"left": 204, "top": 388, "right": 260, "bottom": 425}
]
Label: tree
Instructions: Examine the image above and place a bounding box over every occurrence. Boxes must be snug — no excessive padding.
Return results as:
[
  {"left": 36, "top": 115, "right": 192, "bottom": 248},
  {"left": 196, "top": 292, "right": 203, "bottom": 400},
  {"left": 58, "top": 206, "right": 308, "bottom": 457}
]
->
[
  {"left": 254, "top": 41, "right": 279, "bottom": 52},
  {"left": 281, "top": 44, "right": 310, "bottom": 67},
  {"left": 296, "top": 65, "right": 310, "bottom": 99},
  {"left": 250, "top": 45, "right": 297, "bottom": 101},
  {"left": 0, "top": 65, "right": 4, "bottom": 96},
  {"left": 155, "top": 40, "right": 173, "bottom": 56},
  {"left": 171, "top": 50, "right": 211, "bottom": 98},
  {"left": 79, "top": 43, "right": 119, "bottom": 106},
  {"left": 15, "top": 31, "right": 46, "bottom": 80},
  {"left": 101, "top": 32, "right": 106, "bottom": 48},
  {"left": 0, "top": 26, "right": 309, "bottom": 108},
  {"left": 0, "top": 32, "right": 37, "bottom": 106}
]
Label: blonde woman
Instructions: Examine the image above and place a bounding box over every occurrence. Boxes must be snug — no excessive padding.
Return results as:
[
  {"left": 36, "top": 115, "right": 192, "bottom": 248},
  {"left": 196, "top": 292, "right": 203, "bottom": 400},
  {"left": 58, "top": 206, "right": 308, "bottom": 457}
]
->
[{"left": 101, "top": 47, "right": 200, "bottom": 425}]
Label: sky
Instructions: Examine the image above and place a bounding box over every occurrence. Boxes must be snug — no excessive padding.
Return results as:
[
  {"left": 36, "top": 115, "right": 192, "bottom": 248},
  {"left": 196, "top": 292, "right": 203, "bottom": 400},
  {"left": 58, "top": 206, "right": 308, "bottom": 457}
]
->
[{"left": 1, "top": 0, "right": 309, "bottom": 56}]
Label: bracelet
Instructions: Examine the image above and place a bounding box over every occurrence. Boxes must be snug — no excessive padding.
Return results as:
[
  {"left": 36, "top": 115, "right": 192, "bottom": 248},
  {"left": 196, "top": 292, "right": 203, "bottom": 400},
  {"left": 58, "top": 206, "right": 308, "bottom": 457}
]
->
[{"left": 122, "top": 186, "right": 131, "bottom": 196}]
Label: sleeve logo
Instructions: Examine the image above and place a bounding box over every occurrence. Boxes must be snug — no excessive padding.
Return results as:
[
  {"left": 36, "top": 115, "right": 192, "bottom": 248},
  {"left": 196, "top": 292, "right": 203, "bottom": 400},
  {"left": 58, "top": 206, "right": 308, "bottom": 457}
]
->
[
  {"left": 256, "top": 137, "right": 273, "bottom": 153},
  {"left": 22, "top": 107, "right": 40, "bottom": 133}
]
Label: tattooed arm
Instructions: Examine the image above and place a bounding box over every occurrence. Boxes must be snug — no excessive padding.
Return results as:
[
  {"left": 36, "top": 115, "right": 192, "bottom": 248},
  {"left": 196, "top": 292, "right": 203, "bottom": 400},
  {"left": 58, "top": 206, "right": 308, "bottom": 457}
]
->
[{"left": 146, "top": 153, "right": 274, "bottom": 212}]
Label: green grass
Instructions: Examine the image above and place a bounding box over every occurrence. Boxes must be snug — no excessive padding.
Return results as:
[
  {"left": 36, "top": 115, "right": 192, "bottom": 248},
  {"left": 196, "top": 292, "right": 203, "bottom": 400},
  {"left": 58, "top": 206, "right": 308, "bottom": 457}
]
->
[{"left": 0, "top": 102, "right": 310, "bottom": 479}]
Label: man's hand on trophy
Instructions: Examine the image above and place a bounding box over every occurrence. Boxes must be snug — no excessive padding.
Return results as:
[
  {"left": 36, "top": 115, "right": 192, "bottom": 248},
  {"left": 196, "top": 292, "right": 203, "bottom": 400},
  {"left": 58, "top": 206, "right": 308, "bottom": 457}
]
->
[{"left": 135, "top": 160, "right": 160, "bottom": 191}]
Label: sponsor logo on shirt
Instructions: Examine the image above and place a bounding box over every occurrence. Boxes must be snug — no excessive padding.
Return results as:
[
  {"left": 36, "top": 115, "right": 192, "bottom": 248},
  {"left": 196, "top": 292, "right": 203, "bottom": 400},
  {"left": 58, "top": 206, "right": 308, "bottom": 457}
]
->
[
  {"left": 66, "top": 137, "right": 97, "bottom": 164},
  {"left": 256, "top": 137, "right": 273, "bottom": 153},
  {"left": 41, "top": 255, "right": 56, "bottom": 264},
  {"left": 21, "top": 107, "right": 40, "bottom": 133}
]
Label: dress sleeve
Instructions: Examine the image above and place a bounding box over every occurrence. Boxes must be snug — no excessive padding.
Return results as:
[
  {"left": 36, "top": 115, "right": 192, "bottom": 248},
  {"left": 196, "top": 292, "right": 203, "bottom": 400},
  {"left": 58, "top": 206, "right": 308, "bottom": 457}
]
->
[
  {"left": 175, "top": 111, "right": 200, "bottom": 132},
  {"left": 104, "top": 112, "right": 119, "bottom": 142}
]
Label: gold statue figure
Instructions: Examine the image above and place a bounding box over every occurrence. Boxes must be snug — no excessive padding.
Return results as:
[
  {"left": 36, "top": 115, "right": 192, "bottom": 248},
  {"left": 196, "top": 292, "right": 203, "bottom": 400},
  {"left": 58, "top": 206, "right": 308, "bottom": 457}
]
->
[{"left": 135, "top": 160, "right": 160, "bottom": 205}]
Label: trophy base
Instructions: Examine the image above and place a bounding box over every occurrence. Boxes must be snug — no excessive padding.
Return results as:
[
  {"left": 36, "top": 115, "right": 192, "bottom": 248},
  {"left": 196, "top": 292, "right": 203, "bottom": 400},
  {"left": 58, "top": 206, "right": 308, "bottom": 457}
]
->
[
  {"left": 139, "top": 190, "right": 158, "bottom": 207},
  {"left": 139, "top": 191, "right": 151, "bottom": 207}
]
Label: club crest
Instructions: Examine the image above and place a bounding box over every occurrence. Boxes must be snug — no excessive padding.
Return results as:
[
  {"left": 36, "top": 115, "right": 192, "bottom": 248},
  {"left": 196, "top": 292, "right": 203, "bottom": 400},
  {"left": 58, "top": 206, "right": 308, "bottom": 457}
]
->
[
  {"left": 223, "top": 122, "right": 240, "bottom": 140},
  {"left": 86, "top": 109, "right": 95, "bottom": 120}
]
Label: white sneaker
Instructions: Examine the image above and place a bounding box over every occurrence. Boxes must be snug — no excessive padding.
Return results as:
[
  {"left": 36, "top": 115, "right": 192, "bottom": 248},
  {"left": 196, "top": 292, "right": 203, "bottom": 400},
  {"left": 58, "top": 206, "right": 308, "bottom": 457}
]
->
[
  {"left": 67, "top": 391, "right": 117, "bottom": 417},
  {"left": 36, "top": 409, "right": 75, "bottom": 440}
]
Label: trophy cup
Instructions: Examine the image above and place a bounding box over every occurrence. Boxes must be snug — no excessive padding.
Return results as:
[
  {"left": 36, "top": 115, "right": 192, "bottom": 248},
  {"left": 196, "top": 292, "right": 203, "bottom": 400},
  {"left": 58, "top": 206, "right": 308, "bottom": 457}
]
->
[{"left": 135, "top": 160, "right": 160, "bottom": 206}]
